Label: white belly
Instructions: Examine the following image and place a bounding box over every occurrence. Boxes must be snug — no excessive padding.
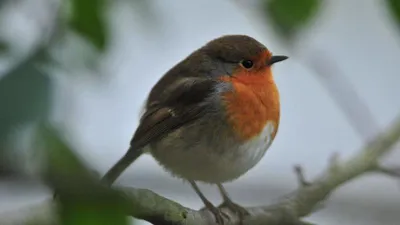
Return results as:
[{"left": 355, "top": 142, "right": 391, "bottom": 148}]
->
[
  {"left": 150, "top": 121, "right": 276, "bottom": 183},
  {"left": 233, "top": 121, "right": 275, "bottom": 174}
]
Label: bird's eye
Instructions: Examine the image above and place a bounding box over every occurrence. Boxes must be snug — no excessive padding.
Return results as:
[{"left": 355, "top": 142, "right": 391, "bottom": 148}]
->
[{"left": 240, "top": 60, "right": 254, "bottom": 69}]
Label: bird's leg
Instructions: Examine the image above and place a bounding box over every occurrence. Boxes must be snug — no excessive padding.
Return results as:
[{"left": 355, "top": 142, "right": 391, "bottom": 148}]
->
[
  {"left": 217, "top": 183, "right": 250, "bottom": 222},
  {"left": 189, "top": 180, "right": 229, "bottom": 225}
]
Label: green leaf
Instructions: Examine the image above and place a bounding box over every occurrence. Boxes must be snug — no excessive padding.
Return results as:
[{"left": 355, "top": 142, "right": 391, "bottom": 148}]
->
[
  {"left": 0, "top": 0, "right": 9, "bottom": 9},
  {"left": 36, "top": 125, "right": 93, "bottom": 185},
  {"left": 60, "top": 200, "right": 128, "bottom": 225},
  {"left": 35, "top": 124, "right": 129, "bottom": 225},
  {"left": 0, "top": 50, "right": 51, "bottom": 141},
  {"left": 387, "top": 0, "right": 400, "bottom": 29},
  {"left": 69, "top": 0, "right": 107, "bottom": 50},
  {"left": 263, "top": 0, "right": 322, "bottom": 42},
  {"left": 0, "top": 41, "right": 7, "bottom": 53},
  {"left": 0, "top": 48, "right": 52, "bottom": 176}
]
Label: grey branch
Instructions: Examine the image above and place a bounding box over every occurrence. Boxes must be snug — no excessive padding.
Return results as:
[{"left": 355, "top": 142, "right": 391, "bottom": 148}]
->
[
  {"left": 374, "top": 165, "right": 400, "bottom": 178},
  {"left": 1, "top": 115, "right": 400, "bottom": 225},
  {"left": 294, "top": 165, "right": 311, "bottom": 187}
]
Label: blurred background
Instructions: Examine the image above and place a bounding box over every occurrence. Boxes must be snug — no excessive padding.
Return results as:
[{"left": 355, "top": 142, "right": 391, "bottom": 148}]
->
[{"left": 0, "top": 0, "right": 399, "bottom": 224}]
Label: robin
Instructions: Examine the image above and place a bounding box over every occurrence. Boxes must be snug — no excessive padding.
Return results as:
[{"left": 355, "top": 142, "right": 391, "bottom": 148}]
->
[{"left": 102, "top": 35, "right": 288, "bottom": 224}]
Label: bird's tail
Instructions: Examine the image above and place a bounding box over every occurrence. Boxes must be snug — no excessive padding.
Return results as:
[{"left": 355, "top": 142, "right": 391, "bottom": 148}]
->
[{"left": 101, "top": 147, "right": 143, "bottom": 185}]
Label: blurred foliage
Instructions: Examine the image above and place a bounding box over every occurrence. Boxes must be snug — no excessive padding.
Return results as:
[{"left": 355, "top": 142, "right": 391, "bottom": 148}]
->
[
  {"left": 35, "top": 124, "right": 129, "bottom": 225},
  {"left": 0, "top": 0, "right": 132, "bottom": 223},
  {"left": 0, "top": 47, "right": 52, "bottom": 177},
  {"left": 387, "top": 0, "right": 400, "bottom": 29},
  {"left": 0, "top": 50, "right": 51, "bottom": 141},
  {"left": 262, "top": 0, "right": 322, "bottom": 42},
  {"left": 69, "top": 0, "right": 107, "bottom": 50},
  {"left": 0, "top": 42, "right": 7, "bottom": 53},
  {"left": 37, "top": 124, "right": 98, "bottom": 189},
  {"left": 0, "top": 0, "right": 8, "bottom": 9}
]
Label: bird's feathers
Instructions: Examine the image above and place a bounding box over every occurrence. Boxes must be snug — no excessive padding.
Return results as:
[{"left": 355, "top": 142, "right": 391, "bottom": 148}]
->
[{"left": 130, "top": 77, "right": 217, "bottom": 150}]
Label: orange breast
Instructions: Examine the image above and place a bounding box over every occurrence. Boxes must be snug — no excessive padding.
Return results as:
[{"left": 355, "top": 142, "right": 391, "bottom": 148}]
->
[{"left": 220, "top": 71, "right": 280, "bottom": 141}]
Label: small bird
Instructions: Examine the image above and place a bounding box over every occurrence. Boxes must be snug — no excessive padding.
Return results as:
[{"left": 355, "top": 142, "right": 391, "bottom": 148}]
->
[{"left": 102, "top": 35, "right": 287, "bottom": 224}]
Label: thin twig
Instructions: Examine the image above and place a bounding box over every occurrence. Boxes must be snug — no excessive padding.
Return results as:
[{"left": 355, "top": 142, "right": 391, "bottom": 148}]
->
[
  {"left": 294, "top": 165, "right": 311, "bottom": 187},
  {"left": 375, "top": 166, "right": 400, "bottom": 178}
]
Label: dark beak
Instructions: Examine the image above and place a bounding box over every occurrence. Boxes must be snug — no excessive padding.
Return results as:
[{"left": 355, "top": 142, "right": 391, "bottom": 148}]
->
[{"left": 267, "top": 55, "right": 288, "bottom": 66}]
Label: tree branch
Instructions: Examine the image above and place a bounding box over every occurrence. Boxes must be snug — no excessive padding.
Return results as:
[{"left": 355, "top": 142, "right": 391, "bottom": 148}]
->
[
  {"left": 374, "top": 165, "right": 400, "bottom": 178},
  {"left": 1, "top": 115, "right": 400, "bottom": 225}
]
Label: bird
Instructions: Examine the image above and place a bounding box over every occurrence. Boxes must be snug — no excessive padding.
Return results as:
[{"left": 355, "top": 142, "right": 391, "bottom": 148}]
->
[{"left": 101, "top": 34, "right": 288, "bottom": 224}]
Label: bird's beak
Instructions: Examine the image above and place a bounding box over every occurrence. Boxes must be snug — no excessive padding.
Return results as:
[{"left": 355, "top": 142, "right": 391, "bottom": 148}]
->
[{"left": 267, "top": 55, "right": 288, "bottom": 66}]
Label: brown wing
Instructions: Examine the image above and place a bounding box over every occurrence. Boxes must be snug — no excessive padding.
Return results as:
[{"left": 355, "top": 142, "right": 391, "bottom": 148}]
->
[{"left": 130, "top": 77, "right": 217, "bottom": 149}]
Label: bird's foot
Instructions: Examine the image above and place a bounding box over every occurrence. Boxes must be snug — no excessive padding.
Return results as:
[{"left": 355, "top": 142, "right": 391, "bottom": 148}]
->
[
  {"left": 218, "top": 200, "right": 250, "bottom": 223},
  {"left": 200, "top": 202, "right": 230, "bottom": 225}
]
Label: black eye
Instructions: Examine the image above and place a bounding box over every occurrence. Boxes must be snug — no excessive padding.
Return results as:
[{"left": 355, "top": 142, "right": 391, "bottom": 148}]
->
[{"left": 241, "top": 60, "right": 253, "bottom": 69}]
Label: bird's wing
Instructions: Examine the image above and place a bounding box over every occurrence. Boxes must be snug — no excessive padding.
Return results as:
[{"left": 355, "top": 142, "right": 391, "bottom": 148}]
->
[{"left": 130, "top": 77, "right": 217, "bottom": 149}]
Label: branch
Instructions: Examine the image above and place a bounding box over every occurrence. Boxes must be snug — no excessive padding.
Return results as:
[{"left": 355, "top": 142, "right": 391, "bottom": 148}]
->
[
  {"left": 1, "top": 115, "right": 400, "bottom": 225},
  {"left": 294, "top": 165, "right": 311, "bottom": 187},
  {"left": 374, "top": 165, "right": 400, "bottom": 178}
]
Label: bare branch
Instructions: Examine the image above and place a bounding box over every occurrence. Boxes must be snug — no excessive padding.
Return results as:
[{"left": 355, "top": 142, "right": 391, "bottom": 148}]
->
[
  {"left": 374, "top": 165, "right": 400, "bottom": 178},
  {"left": 1, "top": 114, "right": 400, "bottom": 225},
  {"left": 294, "top": 165, "right": 311, "bottom": 187}
]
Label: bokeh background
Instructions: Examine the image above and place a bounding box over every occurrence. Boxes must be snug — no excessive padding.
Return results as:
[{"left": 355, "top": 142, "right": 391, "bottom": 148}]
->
[{"left": 0, "top": 0, "right": 399, "bottom": 225}]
